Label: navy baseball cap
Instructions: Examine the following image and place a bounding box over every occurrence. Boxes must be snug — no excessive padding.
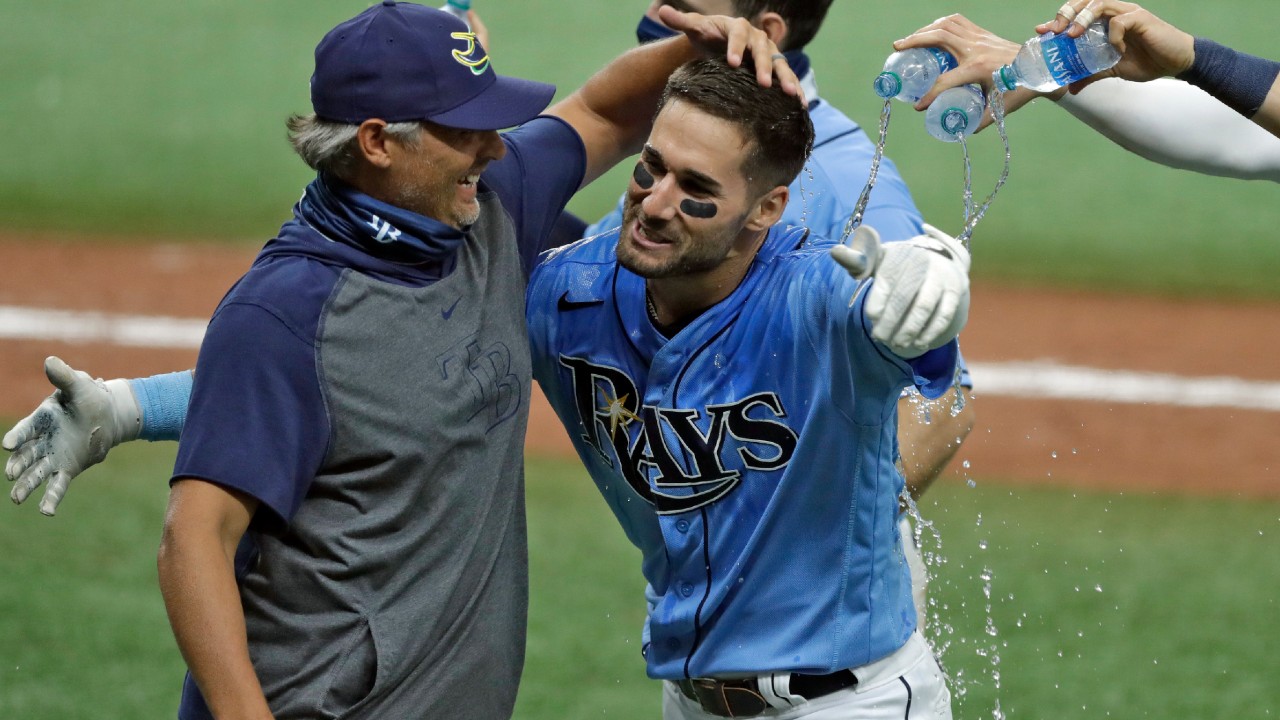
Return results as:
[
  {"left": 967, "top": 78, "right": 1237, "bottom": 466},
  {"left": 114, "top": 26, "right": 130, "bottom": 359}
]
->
[{"left": 311, "top": 1, "right": 556, "bottom": 130}]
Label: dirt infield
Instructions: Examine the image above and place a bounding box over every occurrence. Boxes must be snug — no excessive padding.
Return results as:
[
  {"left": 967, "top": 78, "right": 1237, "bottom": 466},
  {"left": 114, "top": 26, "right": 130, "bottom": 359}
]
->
[{"left": 1, "top": 233, "right": 1276, "bottom": 498}]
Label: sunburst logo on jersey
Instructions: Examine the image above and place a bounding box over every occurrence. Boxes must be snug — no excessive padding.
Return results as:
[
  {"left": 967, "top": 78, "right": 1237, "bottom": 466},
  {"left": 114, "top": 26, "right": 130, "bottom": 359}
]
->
[
  {"left": 597, "top": 387, "right": 640, "bottom": 438},
  {"left": 450, "top": 32, "right": 490, "bottom": 76}
]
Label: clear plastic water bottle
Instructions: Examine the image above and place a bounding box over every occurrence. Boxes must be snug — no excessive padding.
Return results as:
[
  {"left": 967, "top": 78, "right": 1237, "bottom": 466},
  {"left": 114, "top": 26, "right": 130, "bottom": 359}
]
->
[
  {"left": 874, "top": 48, "right": 959, "bottom": 103},
  {"left": 440, "top": 0, "right": 471, "bottom": 26},
  {"left": 994, "top": 20, "right": 1121, "bottom": 92},
  {"left": 924, "top": 84, "right": 985, "bottom": 142}
]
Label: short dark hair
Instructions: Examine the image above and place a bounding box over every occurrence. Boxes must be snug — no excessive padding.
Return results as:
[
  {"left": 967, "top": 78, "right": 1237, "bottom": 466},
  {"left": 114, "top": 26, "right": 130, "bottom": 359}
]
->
[
  {"left": 732, "top": 0, "right": 834, "bottom": 51},
  {"left": 657, "top": 56, "right": 814, "bottom": 194}
]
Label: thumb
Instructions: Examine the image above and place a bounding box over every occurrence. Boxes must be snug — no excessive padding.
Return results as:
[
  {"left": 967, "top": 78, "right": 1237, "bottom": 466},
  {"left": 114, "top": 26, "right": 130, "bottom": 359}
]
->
[{"left": 43, "top": 356, "right": 83, "bottom": 394}]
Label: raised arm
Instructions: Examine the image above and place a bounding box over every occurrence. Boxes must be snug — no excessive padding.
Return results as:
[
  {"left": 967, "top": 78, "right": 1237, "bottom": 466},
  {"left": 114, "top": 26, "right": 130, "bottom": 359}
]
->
[{"left": 548, "top": 7, "right": 799, "bottom": 188}]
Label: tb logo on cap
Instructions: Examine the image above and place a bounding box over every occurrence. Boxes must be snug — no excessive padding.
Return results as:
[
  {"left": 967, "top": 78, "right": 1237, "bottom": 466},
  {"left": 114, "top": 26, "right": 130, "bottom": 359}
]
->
[{"left": 451, "top": 32, "right": 490, "bottom": 76}]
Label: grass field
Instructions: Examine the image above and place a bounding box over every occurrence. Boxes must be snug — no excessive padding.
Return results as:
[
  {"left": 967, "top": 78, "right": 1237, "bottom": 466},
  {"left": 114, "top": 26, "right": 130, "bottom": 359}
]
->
[
  {"left": 3, "top": 0, "right": 1279, "bottom": 297},
  {"left": 1, "top": 441, "right": 1276, "bottom": 719}
]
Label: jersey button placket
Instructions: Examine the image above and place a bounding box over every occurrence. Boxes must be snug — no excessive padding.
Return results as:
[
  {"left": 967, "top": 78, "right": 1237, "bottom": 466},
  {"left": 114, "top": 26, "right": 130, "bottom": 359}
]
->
[{"left": 675, "top": 518, "right": 690, "bottom": 533}]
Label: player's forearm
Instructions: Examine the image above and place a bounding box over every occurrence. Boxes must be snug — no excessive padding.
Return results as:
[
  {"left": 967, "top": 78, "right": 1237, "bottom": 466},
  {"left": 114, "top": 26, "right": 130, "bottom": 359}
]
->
[
  {"left": 1058, "top": 78, "right": 1280, "bottom": 182},
  {"left": 897, "top": 386, "right": 973, "bottom": 500},
  {"left": 129, "top": 369, "right": 194, "bottom": 441},
  {"left": 549, "top": 36, "right": 698, "bottom": 187},
  {"left": 158, "top": 484, "right": 270, "bottom": 718}
]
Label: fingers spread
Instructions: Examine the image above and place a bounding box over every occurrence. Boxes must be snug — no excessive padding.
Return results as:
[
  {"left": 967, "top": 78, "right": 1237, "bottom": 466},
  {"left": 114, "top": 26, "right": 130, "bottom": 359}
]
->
[
  {"left": 6, "top": 439, "right": 41, "bottom": 482},
  {"left": 10, "top": 456, "right": 53, "bottom": 505},
  {"left": 39, "top": 470, "right": 72, "bottom": 516},
  {"left": 3, "top": 414, "right": 36, "bottom": 451}
]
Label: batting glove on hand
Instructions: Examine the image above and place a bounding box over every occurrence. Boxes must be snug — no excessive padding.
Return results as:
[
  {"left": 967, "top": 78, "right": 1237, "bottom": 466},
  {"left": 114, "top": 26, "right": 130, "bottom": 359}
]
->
[
  {"left": 831, "top": 223, "right": 971, "bottom": 358},
  {"left": 3, "top": 356, "right": 141, "bottom": 516}
]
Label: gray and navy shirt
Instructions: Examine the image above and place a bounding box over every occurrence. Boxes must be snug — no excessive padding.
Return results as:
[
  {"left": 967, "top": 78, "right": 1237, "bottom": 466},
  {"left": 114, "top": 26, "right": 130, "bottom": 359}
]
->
[{"left": 172, "top": 117, "right": 585, "bottom": 720}]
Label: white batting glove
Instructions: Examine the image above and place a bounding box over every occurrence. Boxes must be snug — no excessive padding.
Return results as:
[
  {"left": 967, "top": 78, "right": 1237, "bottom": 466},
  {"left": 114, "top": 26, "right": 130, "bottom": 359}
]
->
[
  {"left": 3, "top": 356, "right": 142, "bottom": 516},
  {"left": 831, "top": 223, "right": 971, "bottom": 358}
]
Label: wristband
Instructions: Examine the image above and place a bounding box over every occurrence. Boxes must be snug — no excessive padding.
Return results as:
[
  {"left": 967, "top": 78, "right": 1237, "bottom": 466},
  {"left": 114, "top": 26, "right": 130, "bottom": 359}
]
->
[
  {"left": 128, "top": 370, "right": 194, "bottom": 441},
  {"left": 1177, "top": 37, "right": 1280, "bottom": 118}
]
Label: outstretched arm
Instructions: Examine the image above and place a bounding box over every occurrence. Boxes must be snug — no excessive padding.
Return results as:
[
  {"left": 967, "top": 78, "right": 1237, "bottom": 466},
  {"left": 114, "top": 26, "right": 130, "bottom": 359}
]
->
[
  {"left": 548, "top": 7, "right": 799, "bottom": 188},
  {"left": 831, "top": 224, "right": 971, "bottom": 360},
  {"left": 1058, "top": 78, "right": 1280, "bottom": 182},
  {"left": 4, "top": 357, "right": 191, "bottom": 515},
  {"left": 1047, "top": 1, "right": 1280, "bottom": 137}
]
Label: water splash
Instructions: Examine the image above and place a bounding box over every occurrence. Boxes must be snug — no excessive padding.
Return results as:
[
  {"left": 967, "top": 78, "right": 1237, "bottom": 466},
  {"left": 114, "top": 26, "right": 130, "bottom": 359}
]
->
[
  {"left": 840, "top": 99, "right": 892, "bottom": 242},
  {"left": 956, "top": 87, "right": 1012, "bottom": 247}
]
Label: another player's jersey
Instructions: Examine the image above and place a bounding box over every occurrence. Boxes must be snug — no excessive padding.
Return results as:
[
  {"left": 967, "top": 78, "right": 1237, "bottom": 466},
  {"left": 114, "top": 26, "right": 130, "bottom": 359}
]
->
[{"left": 526, "top": 225, "right": 957, "bottom": 679}]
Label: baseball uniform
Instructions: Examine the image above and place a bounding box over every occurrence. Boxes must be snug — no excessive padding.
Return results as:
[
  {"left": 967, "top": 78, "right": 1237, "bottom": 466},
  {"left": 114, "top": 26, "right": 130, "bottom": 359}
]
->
[
  {"left": 527, "top": 222, "right": 956, "bottom": 717},
  {"left": 172, "top": 116, "right": 585, "bottom": 720}
]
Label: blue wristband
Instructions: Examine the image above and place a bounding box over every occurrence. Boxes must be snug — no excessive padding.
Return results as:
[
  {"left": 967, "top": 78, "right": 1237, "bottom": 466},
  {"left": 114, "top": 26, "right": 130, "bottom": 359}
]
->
[
  {"left": 1177, "top": 37, "right": 1280, "bottom": 118},
  {"left": 128, "top": 370, "right": 194, "bottom": 441}
]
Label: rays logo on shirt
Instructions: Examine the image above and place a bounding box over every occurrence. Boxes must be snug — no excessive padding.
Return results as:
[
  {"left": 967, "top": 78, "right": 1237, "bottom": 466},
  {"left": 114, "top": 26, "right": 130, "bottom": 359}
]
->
[
  {"left": 560, "top": 355, "right": 798, "bottom": 515},
  {"left": 450, "top": 32, "right": 490, "bottom": 76}
]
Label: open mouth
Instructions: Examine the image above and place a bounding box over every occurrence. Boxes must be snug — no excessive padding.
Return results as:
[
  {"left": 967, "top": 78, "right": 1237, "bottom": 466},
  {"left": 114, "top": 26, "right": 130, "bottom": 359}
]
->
[
  {"left": 458, "top": 173, "right": 481, "bottom": 191},
  {"left": 631, "top": 219, "right": 674, "bottom": 248}
]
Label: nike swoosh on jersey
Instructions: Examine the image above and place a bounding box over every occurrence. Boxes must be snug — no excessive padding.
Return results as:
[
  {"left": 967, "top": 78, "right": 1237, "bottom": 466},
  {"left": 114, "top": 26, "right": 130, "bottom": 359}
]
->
[
  {"left": 557, "top": 292, "right": 604, "bottom": 311},
  {"left": 442, "top": 297, "right": 462, "bottom": 320}
]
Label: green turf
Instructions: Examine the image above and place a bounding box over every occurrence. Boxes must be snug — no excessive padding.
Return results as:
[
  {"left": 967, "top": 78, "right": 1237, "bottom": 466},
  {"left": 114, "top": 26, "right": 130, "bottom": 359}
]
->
[
  {"left": 1, "top": 440, "right": 1277, "bottom": 718},
  {"left": 3, "top": 0, "right": 1279, "bottom": 297}
]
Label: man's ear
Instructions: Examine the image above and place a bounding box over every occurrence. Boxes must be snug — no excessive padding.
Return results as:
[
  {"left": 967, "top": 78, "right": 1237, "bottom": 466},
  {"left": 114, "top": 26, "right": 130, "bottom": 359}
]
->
[
  {"left": 355, "top": 119, "right": 394, "bottom": 169},
  {"left": 745, "top": 185, "right": 788, "bottom": 232},
  {"left": 754, "top": 11, "right": 788, "bottom": 48}
]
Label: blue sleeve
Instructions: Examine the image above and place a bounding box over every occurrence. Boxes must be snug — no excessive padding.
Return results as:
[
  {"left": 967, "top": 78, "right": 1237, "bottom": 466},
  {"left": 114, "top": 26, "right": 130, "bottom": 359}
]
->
[
  {"left": 129, "top": 370, "right": 194, "bottom": 441},
  {"left": 483, "top": 116, "right": 588, "bottom": 275},
  {"left": 172, "top": 302, "right": 330, "bottom": 524}
]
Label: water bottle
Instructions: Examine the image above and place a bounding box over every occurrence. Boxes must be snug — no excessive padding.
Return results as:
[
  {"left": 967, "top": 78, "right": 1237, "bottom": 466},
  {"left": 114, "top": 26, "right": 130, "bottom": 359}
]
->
[
  {"left": 440, "top": 0, "right": 471, "bottom": 26},
  {"left": 874, "top": 48, "right": 958, "bottom": 103},
  {"left": 994, "top": 20, "right": 1121, "bottom": 92},
  {"left": 924, "top": 84, "right": 985, "bottom": 142}
]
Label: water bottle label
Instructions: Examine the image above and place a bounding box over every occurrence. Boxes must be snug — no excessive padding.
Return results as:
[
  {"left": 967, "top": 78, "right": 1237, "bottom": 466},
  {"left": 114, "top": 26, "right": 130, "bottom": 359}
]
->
[
  {"left": 926, "top": 47, "right": 959, "bottom": 74},
  {"left": 1039, "top": 32, "right": 1091, "bottom": 86}
]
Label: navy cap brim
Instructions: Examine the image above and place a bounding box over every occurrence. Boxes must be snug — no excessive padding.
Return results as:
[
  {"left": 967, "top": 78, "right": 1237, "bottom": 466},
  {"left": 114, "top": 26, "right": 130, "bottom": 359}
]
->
[{"left": 427, "top": 74, "right": 557, "bottom": 131}]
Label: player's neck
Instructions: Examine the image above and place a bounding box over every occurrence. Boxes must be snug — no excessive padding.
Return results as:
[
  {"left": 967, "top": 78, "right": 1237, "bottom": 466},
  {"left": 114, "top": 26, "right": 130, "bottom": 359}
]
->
[{"left": 646, "top": 228, "right": 767, "bottom": 332}]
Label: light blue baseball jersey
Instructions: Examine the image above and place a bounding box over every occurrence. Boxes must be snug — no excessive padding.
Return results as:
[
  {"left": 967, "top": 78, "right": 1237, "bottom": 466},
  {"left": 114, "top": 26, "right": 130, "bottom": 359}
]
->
[
  {"left": 527, "top": 224, "right": 958, "bottom": 679},
  {"left": 584, "top": 92, "right": 924, "bottom": 244}
]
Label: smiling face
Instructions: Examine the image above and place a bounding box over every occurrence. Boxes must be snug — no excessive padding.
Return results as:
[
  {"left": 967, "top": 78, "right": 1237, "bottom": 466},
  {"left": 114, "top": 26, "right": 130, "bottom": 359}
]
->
[
  {"left": 385, "top": 121, "right": 506, "bottom": 228},
  {"left": 617, "top": 100, "right": 772, "bottom": 280}
]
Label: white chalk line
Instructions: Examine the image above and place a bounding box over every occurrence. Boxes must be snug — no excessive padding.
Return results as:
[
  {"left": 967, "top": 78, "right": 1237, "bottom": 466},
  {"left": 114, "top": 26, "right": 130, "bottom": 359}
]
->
[{"left": 2, "top": 305, "right": 1278, "bottom": 413}]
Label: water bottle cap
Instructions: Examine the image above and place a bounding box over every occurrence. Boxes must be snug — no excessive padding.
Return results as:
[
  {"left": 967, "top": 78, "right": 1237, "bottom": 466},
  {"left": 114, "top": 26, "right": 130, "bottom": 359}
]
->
[
  {"left": 873, "top": 72, "right": 901, "bottom": 99},
  {"left": 941, "top": 107, "right": 969, "bottom": 135},
  {"left": 995, "top": 66, "right": 1017, "bottom": 92},
  {"left": 445, "top": 0, "right": 471, "bottom": 9}
]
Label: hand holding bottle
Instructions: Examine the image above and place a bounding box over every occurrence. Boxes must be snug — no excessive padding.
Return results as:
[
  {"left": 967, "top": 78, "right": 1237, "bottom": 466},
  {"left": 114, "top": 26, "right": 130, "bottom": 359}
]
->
[
  {"left": 892, "top": 14, "right": 1047, "bottom": 129},
  {"left": 1040, "top": 1, "right": 1195, "bottom": 89}
]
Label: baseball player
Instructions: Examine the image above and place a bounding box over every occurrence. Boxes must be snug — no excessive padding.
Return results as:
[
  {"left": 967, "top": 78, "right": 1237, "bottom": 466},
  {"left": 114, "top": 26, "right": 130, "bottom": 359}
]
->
[
  {"left": 528, "top": 56, "right": 966, "bottom": 718},
  {"left": 597, "top": 0, "right": 977, "bottom": 628}
]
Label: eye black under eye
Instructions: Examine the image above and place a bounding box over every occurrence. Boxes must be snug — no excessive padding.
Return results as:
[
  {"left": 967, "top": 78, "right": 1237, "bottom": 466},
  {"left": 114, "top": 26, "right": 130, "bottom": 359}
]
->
[
  {"left": 679, "top": 199, "right": 717, "bottom": 219},
  {"left": 632, "top": 162, "right": 656, "bottom": 189}
]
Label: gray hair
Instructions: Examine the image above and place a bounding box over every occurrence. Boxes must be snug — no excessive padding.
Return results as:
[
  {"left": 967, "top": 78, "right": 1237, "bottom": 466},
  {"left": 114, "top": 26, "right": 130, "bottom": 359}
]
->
[{"left": 286, "top": 114, "right": 425, "bottom": 179}]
